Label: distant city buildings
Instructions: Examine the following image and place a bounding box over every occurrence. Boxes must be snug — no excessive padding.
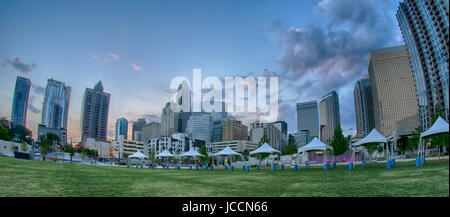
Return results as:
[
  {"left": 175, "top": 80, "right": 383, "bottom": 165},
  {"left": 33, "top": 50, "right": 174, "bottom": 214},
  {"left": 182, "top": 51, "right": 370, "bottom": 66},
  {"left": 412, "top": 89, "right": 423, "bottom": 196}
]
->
[
  {"left": 80, "top": 81, "right": 111, "bottom": 142},
  {"left": 142, "top": 122, "right": 161, "bottom": 144},
  {"left": 115, "top": 118, "right": 128, "bottom": 141},
  {"left": 249, "top": 121, "right": 281, "bottom": 150},
  {"left": 149, "top": 133, "right": 207, "bottom": 155},
  {"left": 186, "top": 112, "right": 212, "bottom": 142},
  {"left": 11, "top": 76, "right": 31, "bottom": 127},
  {"left": 222, "top": 119, "right": 248, "bottom": 141},
  {"left": 296, "top": 101, "right": 319, "bottom": 140},
  {"left": 211, "top": 140, "right": 258, "bottom": 153},
  {"left": 293, "top": 129, "right": 310, "bottom": 148},
  {"left": 112, "top": 135, "right": 146, "bottom": 159},
  {"left": 132, "top": 118, "right": 147, "bottom": 142},
  {"left": 319, "top": 91, "right": 340, "bottom": 144},
  {"left": 38, "top": 78, "right": 71, "bottom": 144},
  {"left": 354, "top": 75, "right": 374, "bottom": 138},
  {"left": 272, "top": 121, "right": 288, "bottom": 150},
  {"left": 368, "top": 45, "right": 420, "bottom": 137},
  {"left": 396, "top": 0, "right": 449, "bottom": 129}
]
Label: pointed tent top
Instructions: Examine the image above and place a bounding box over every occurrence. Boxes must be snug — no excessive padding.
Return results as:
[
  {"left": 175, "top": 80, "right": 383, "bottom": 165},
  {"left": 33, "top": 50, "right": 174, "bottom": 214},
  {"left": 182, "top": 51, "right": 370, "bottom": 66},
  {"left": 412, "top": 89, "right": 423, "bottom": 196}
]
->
[
  {"left": 128, "top": 151, "right": 148, "bottom": 159},
  {"left": 180, "top": 148, "right": 204, "bottom": 157},
  {"left": 94, "top": 80, "right": 104, "bottom": 92},
  {"left": 354, "top": 128, "right": 387, "bottom": 146},
  {"left": 156, "top": 150, "right": 174, "bottom": 158},
  {"left": 298, "top": 137, "right": 333, "bottom": 153},
  {"left": 250, "top": 143, "right": 281, "bottom": 155},
  {"left": 212, "top": 146, "right": 242, "bottom": 156},
  {"left": 421, "top": 117, "right": 449, "bottom": 138}
]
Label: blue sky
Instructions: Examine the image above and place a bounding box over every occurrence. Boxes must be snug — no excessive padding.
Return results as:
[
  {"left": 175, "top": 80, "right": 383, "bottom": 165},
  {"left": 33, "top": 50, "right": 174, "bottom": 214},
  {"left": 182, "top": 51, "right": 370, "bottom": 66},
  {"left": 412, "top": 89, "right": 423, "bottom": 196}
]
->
[{"left": 0, "top": 0, "right": 402, "bottom": 141}]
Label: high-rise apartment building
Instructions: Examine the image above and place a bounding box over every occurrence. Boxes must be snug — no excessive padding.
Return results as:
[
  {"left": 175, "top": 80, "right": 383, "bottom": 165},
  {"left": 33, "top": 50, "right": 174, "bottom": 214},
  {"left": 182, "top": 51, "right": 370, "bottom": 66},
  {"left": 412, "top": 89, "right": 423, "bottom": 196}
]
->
[
  {"left": 11, "top": 76, "right": 31, "bottom": 127},
  {"left": 186, "top": 113, "right": 212, "bottom": 142},
  {"left": 132, "top": 118, "right": 147, "bottom": 142},
  {"left": 319, "top": 91, "right": 340, "bottom": 144},
  {"left": 296, "top": 101, "right": 319, "bottom": 139},
  {"left": 80, "top": 81, "right": 111, "bottom": 142},
  {"left": 368, "top": 45, "right": 420, "bottom": 136},
  {"left": 354, "top": 75, "right": 375, "bottom": 137},
  {"left": 396, "top": 0, "right": 449, "bottom": 129},
  {"left": 142, "top": 122, "right": 161, "bottom": 144},
  {"left": 115, "top": 118, "right": 128, "bottom": 141},
  {"left": 250, "top": 121, "right": 281, "bottom": 150},
  {"left": 39, "top": 78, "right": 71, "bottom": 144}
]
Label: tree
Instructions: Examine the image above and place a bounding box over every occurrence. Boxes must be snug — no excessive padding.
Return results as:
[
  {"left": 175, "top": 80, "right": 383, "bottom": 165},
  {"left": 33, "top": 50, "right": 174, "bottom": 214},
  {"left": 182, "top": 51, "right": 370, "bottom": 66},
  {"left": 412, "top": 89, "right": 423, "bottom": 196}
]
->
[
  {"left": 0, "top": 124, "right": 11, "bottom": 141},
  {"left": 65, "top": 145, "right": 76, "bottom": 163},
  {"left": 283, "top": 135, "right": 298, "bottom": 155},
  {"left": 46, "top": 133, "right": 60, "bottom": 150},
  {"left": 199, "top": 145, "right": 208, "bottom": 165},
  {"left": 20, "top": 141, "right": 28, "bottom": 153},
  {"left": 256, "top": 134, "right": 271, "bottom": 160},
  {"left": 0, "top": 117, "right": 11, "bottom": 132},
  {"left": 329, "top": 125, "right": 348, "bottom": 156},
  {"left": 11, "top": 125, "right": 32, "bottom": 144},
  {"left": 149, "top": 147, "right": 156, "bottom": 163},
  {"left": 40, "top": 139, "right": 51, "bottom": 161}
]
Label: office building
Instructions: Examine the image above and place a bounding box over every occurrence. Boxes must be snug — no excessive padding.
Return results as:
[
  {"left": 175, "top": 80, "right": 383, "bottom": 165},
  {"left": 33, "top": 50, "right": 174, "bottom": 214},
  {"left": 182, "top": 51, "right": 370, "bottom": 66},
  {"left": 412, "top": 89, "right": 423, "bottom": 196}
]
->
[
  {"left": 249, "top": 121, "right": 281, "bottom": 150},
  {"left": 368, "top": 45, "right": 420, "bottom": 136},
  {"left": 354, "top": 76, "right": 375, "bottom": 137},
  {"left": 396, "top": 0, "right": 449, "bottom": 129},
  {"left": 132, "top": 118, "right": 147, "bottom": 142},
  {"left": 142, "top": 122, "right": 161, "bottom": 144},
  {"left": 80, "top": 81, "right": 111, "bottom": 142},
  {"left": 211, "top": 140, "right": 258, "bottom": 153},
  {"left": 186, "top": 113, "right": 212, "bottom": 142},
  {"left": 319, "top": 91, "right": 340, "bottom": 144},
  {"left": 115, "top": 118, "right": 128, "bottom": 141},
  {"left": 296, "top": 101, "right": 319, "bottom": 139},
  {"left": 111, "top": 135, "right": 146, "bottom": 159},
  {"left": 222, "top": 119, "right": 248, "bottom": 141},
  {"left": 11, "top": 76, "right": 31, "bottom": 127},
  {"left": 293, "top": 130, "right": 310, "bottom": 147}
]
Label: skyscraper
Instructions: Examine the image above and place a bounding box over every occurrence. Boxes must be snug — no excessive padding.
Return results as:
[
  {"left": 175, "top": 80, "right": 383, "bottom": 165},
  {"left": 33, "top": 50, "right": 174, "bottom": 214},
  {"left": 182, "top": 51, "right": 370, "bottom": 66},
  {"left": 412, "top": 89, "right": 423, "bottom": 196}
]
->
[
  {"left": 11, "top": 76, "right": 31, "bottom": 127},
  {"left": 354, "top": 75, "right": 374, "bottom": 138},
  {"left": 132, "top": 118, "right": 147, "bottom": 141},
  {"left": 142, "top": 122, "right": 161, "bottom": 144},
  {"left": 186, "top": 113, "right": 212, "bottom": 142},
  {"left": 296, "top": 101, "right": 319, "bottom": 140},
  {"left": 272, "top": 121, "right": 288, "bottom": 150},
  {"left": 319, "top": 91, "right": 340, "bottom": 144},
  {"left": 250, "top": 121, "right": 281, "bottom": 150},
  {"left": 115, "top": 118, "right": 128, "bottom": 141},
  {"left": 222, "top": 119, "right": 248, "bottom": 141},
  {"left": 368, "top": 45, "right": 420, "bottom": 137},
  {"left": 80, "top": 81, "right": 111, "bottom": 142},
  {"left": 396, "top": 0, "right": 449, "bottom": 129},
  {"left": 39, "top": 78, "right": 71, "bottom": 144}
]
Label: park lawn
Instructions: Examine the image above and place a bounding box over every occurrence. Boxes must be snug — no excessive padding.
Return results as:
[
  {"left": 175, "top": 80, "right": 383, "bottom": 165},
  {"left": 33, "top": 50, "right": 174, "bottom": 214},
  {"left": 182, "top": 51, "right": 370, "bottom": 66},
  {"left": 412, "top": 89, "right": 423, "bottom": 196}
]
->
[{"left": 0, "top": 156, "right": 448, "bottom": 197}]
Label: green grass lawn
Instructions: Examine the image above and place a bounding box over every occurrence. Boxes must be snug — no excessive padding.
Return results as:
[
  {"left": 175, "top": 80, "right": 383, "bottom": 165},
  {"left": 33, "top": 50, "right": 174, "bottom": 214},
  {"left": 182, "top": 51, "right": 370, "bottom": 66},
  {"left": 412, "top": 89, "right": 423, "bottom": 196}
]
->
[{"left": 0, "top": 156, "right": 448, "bottom": 197}]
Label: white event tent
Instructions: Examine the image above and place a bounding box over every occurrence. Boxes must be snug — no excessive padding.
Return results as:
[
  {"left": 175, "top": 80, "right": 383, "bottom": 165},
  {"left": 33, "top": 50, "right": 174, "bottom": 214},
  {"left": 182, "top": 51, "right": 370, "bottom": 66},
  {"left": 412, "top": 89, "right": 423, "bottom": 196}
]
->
[
  {"left": 156, "top": 150, "right": 174, "bottom": 167},
  {"left": 179, "top": 148, "right": 204, "bottom": 167},
  {"left": 212, "top": 146, "right": 242, "bottom": 166},
  {"left": 250, "top": 143, "right": 281, "bottom": 167},
  {"left": 418, "top": 117, "right": 449, "bottom": 163},
  {"left": 128, "top": 151, "right": 148, "bottom": 159},
  {"left": 297, "top": 138, "right": 333, "bottom": 165},
  {"left": 352, "top": 128, "right": 388, "bottom": 162}
]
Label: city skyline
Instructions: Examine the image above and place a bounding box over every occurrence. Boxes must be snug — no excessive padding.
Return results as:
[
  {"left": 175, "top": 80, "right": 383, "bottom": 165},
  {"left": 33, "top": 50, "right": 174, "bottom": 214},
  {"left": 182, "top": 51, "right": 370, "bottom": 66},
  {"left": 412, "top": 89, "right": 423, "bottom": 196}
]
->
[{"left": 0, "top": 0, "right": 405, "bottom": 141}]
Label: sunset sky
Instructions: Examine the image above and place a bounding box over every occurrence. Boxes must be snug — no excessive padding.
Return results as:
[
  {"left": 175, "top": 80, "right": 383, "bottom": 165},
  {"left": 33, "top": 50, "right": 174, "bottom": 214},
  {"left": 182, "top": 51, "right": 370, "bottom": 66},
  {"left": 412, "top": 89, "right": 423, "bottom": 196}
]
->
[{"left": 0, "top": 0, "right": 403, "bottom": 141}]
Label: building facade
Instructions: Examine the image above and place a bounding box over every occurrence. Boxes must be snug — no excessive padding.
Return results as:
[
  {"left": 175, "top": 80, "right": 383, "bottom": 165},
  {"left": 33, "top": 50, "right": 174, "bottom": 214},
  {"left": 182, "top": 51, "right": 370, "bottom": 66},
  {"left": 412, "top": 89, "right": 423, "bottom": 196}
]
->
[
  {"left": 249, "top": 121, "right": 281, "bottom": 150},
  {"left": 142, "top": 122, "right": 161, "bottom": 144},
  {"left": 132, "top": 118, "right": 147, "bottom": 142},
  {"left": 296, "top": 101, "right": 319, "bottom": 139},
  {"left": 368, "top": 45, "right": 420, "bottom": 137},
  {"left": 11, "top": 76, "right": 31, "bottom": 127},
  {"left": 396, "top": 0, "right": 449, "bottom": 129},
  {"left": 149, "top": 133, "right": 208, "bottom": 156},
  {"left": 354, "top": 75, "right": 375, "bottom": 138},
  {"left": 39, "top": 78, "right": 71, "bottom": 144},
  {"left": 111, "top": 136, "right": 146, "bottom": 159},
  {"left": 319, "top": 91, "right": 340, "bottom": 144},
  {"left": 222, "top": 119, "right": 248, "bottom": 141},
  {"left": 80, "top": 81, "right": 111, "bottom": 142},
  {"left": 186, "top": 113, "right": 212, "bottom": 142},
  {"left": 115, "top": 118, "right": 128, "bottom": 141},
  {"left": 85, "top": 138, "right": 112, "bottom": 159},
  {"left": 211, "top": 140, "right": 258, "bottom": 153},
  {"left": 293, "top": 129, "right": 310, "bottom": 147}
]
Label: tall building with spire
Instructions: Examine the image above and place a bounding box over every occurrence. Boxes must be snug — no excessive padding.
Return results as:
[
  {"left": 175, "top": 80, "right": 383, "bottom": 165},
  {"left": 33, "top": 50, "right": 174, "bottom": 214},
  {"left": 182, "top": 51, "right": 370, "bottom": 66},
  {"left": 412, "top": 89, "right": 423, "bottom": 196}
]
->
[
  {"left": 80, "top": 81, "right": 111, "bottom": 142},
  {"left": 11, "top": 76, "right": 31, "bottom": 127}
]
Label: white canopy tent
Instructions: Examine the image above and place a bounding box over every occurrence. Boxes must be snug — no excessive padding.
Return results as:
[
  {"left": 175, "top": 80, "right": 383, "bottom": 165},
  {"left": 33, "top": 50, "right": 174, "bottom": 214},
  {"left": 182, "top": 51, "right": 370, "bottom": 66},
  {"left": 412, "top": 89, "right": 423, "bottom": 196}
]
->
[
  {"left": 352, "top": 128, "right": 389, "bottom": 162},
  {"left": 212, "top": 146, "right": 242, "bottom": 166},
  {"left": 250, "top": 143, "right": 281, "bottom": 167},
  {"left": 156, "top": 150, "right": 174, "bottom": 167},
  {"left": 128, "top": 151, "right": 148, "bottom": 159},
  {"left": 418, "top": 117, "right": 449, "bottom": 163},
  {"left": 179, "top": 148, "right": 204, "bottom": 167},
  {"left": 297, "top": 138, "right": 333, "bottom": 165}
]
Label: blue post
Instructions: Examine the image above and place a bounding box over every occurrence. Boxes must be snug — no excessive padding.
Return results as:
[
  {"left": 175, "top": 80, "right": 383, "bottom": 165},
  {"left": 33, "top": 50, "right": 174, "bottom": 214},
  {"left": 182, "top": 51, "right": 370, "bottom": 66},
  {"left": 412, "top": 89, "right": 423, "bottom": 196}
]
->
[
  {"left": 195, "top": 165, "right": 199, "bottom": 171},
  {"left": 332, "top": 162, "right": 336, "bottom": 168},
  {"left": 324, "top": 163, "right": 329, "bottom": 170},
  {"left": 135, "top": 164, "right": 138, "bottom": 168},
  {"left": 152, "top": 165, "right": 155, "bottom": 169},
  {"left": 306, "top": 163, "right": 309, "bottom": 169},
  {"left": 256, "top": 165, "right": 260, "bottom": 171},
  {"left": 422, "top": 156, "right": 426, "bottom": 165},
  {"left": 205, "top": 166, "right": 208, "bottom": 170},
  {"left": 272, "top": 164, "right": 276, "bottom": 172},
  {"left": 210, "top": 166, "right": 214, "bottom": 171},
  {"left": 224, "top": 165, "right": 227, "bottom": 170},
  {"left": 416, "top": 157, "right": 420, "bottom": 167},
  {"left": 230, "top": 165, "right": 234, "bottom": 171},
  {"left": 362, "top": 160, "right": 366, "bottom": 168},
  {"left": 348, "top": 162, "right": 353, "bottom": 170},
  {"left": 386, "top": 160, "right": 392, "bottom": 169},
  {"left": 294, "top": 164, "right": 298, "bottom": 171},
  {"left": 177, "top": 165, "right": 180, "bottom": 170},
  {"left": 166, "top": 165, "right": 169, "bottom": 170},
  {"left": 246, "top": 165, "right": 250, "bottom": 172},
  {"left": 148, "top": 164, "right": 151, "bottom": 169},
  {"left": 281, "top": 165, "right": 285, "bottom": 171},
  {"left": 242, "top": 165, "right": 246, "bottom": 171},
  {"left": 392, "top": 158, "right": 395, "bottom": 167},
  {"left": 189, "top": 165, "right": 192, "bottom": 170},
  {"left": 127, "top": 164, "right": 129, "bottom": 168}
]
